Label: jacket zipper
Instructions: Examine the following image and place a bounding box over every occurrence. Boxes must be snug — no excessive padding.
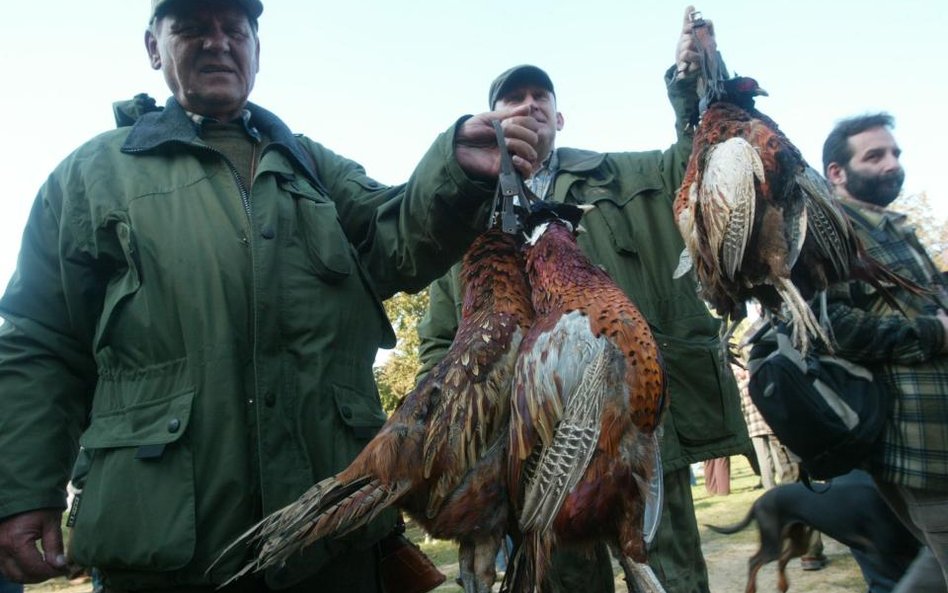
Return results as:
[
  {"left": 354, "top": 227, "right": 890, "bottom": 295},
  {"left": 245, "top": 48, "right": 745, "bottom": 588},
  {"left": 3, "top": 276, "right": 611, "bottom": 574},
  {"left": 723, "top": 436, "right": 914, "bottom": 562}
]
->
[
  {"left": 203, "top": 146, "right": 269, "bottom": 495},
  {"left": 122, "top": 141, "right": 265, "bottom": 492},
  {"left": 206, "top": 144, "right": 254, "bottom": 220}
]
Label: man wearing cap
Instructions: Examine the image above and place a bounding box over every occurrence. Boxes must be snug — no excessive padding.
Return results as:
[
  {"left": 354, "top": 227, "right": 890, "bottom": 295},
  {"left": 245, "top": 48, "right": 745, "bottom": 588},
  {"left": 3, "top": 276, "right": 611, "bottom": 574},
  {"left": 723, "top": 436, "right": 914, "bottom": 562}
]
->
[
  {"left": 417, "top": 7, "right": 748, "bottom": 593},
  {"left": 0, "top": 0, "right": 544, "bottom": 591}
]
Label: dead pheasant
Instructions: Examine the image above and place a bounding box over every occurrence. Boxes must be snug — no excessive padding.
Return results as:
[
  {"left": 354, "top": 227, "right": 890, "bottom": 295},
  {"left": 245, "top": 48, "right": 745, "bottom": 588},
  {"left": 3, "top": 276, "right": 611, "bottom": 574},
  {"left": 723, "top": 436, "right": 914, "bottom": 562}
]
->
[
  {"left": 503, "top": 202, "right": 667, "bottom": 593},
  {"left": 219, "top": 224, "right": 534, "bottom": 593},
  {"left": 673, "top": 13, "right": 921, "bottom": 353}
]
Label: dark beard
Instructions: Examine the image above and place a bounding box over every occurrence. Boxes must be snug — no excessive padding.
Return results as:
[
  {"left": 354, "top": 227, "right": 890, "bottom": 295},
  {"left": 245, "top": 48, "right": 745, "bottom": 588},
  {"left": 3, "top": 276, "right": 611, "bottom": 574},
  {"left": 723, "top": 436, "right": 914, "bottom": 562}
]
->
[{"left": 844, "top": 166, "right": 905, "bottom": 207}]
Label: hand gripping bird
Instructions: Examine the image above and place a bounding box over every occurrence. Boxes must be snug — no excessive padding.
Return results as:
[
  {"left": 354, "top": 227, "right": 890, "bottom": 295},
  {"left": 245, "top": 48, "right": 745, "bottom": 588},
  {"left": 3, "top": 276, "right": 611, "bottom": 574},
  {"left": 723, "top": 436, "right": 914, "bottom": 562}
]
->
[
  {"left": 502, "top": 202, "right": 668, "bottom": 593},
  {"left": 672, "top": 12, "right": 920, "bottom": 353},
  {"left": 216, "top": 164, "right": 536, "bottom": 593}
]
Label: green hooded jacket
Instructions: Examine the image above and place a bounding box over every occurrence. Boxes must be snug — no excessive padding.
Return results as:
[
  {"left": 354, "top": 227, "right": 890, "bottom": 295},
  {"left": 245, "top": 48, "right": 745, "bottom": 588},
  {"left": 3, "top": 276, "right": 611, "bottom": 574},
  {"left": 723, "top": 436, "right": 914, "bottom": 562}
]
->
[
  {"left": 417, "top": 70, "right": 748, "bottom": 474},
  {"left": 0, "top": 98, "right": 492, "bottom": 590}
]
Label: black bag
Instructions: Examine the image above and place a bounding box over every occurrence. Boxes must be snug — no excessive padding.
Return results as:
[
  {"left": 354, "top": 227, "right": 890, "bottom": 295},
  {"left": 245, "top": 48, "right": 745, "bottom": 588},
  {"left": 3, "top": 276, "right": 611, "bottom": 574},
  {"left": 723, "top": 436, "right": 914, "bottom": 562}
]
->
[{"left": 747, "top": 323, "right": 889, "bottom": 481}]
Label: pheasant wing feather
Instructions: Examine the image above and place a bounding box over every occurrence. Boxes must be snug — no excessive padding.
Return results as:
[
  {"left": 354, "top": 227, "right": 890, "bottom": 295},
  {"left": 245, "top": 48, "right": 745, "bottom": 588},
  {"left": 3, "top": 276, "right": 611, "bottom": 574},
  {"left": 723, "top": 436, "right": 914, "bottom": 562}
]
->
[
  {"left": 422, "top": 305, "right": 523, "bottom": 516},
  {"left": 421, "top": 229, "right": 531, "bottom": 517},
  {"left": 797, "top": 167, "right": 854, "bottom": 279},
  {"left": 698, "top": 136, "right": 763, "bottom": 280},
  {"left": 509, "top": 311, "right": 601, "bottom": 497},
  {"left": 517, "top": 327, "right": 612, "bottom": 533}
]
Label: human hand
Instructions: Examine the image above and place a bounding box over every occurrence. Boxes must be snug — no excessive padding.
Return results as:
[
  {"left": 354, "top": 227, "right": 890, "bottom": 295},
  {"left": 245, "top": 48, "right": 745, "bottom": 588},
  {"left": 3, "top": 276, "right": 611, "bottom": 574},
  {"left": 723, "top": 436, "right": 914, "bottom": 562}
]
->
[
  {"left": 674, "top": 5, "right": 714, "bottom": 80},
  {"left": 0, "top": 509, "right": 68, "bottom": 583},
  {"left": 455, "top": 104, "right": 541, "bottom": 180}
]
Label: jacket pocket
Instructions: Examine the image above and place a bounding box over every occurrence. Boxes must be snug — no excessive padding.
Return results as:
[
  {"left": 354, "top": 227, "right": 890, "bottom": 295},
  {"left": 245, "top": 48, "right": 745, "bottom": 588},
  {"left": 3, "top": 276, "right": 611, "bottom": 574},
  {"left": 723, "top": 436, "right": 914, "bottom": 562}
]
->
[
  {"left": 332, "top": 384, "right": 387, "bottom": 444},
  {"left": 330, "top": 383, "right": 390, "bottom": 540},
  {"left": 287, "top": 179, "right": 354, "bottom": 283},
  {"left": 264, "top": 385, "right": 394, "bottom": 589},
  {"left": 283, "top": 176, "right": 397, "bottom": 348},
  {"left": 330, "top": 384, "right": 396, "bottom": 540},
  {"left": 656, "top": 332, "right": 736, "bottom": 445},
  {"left": 69, "top": 378, "right": 196, "bottom": 571},
  {"left": 576, "top": 179, "right": 663, "bottom": 256}
]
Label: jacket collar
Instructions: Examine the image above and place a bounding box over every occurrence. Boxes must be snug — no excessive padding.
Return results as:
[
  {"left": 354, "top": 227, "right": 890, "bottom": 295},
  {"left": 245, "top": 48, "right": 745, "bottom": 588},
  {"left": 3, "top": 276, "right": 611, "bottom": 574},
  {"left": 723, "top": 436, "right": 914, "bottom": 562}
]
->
[
  {"left": 839, "top": 196, "right": 907, "bottom": 229},
  {"left": 121, "top": 98, "right": 326, "bottom": 191},
  {"left": 555, "top": 147, "right": 606, "bottom": 173}
]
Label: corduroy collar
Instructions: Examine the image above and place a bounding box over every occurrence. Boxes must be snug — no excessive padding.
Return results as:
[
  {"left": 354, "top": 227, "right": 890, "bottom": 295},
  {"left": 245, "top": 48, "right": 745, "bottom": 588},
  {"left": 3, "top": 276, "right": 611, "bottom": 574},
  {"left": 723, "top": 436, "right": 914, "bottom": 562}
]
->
[{"left": 121, "top": 98, "right": 326, "bottom": 192}]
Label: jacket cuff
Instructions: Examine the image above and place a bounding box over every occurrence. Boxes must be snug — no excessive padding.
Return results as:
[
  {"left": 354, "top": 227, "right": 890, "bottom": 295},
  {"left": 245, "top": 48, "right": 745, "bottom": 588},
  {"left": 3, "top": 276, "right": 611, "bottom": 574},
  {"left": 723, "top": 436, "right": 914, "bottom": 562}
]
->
[
  {"left": 403, "top": 118, "right": 495, "bottom": 266},
  {"left": 438, "top": 117, "right": 495, "bottom": 227},
  {"left": 0, "top": 496, "right": 67, "bottom": 523},
  {"left": 665, "top": 65, "right": 700, "bottom": 139}
]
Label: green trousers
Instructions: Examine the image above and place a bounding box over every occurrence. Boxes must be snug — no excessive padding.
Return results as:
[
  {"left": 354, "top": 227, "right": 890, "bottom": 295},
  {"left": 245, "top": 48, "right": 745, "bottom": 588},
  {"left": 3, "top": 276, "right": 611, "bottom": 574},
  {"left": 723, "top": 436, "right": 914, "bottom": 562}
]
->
[{"left": 648, "top": 465, "right": 711, "bottom": 593}]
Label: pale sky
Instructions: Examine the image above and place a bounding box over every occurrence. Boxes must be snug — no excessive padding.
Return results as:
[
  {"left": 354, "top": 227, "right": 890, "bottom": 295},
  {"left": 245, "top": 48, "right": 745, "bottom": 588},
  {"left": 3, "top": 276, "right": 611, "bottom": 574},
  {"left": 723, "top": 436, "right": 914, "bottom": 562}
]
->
[{"left": 0, "top": 1, "right": 945, "bottom": 289}]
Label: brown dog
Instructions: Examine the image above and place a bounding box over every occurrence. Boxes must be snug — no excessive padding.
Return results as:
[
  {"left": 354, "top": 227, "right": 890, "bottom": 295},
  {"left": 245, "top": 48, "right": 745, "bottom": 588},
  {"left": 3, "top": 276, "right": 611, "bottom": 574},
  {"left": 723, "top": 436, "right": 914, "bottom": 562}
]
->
[{"left": 706, "top": 470, "right": 919, "bottom": 593}]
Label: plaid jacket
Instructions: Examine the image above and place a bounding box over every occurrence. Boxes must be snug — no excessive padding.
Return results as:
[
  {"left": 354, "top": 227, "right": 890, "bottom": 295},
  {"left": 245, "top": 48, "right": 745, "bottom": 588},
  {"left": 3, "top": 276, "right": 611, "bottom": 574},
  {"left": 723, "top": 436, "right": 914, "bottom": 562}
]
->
[
  {"left": 827, "top": 198, "right": 948, "bottom": 491},
  {"left": 740, "top": 385, "right": 774, "bottom": 438}
]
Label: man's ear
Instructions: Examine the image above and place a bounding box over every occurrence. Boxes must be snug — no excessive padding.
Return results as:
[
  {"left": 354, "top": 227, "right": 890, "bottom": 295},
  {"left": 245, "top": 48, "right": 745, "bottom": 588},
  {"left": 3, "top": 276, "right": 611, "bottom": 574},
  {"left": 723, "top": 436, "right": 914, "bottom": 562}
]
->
[
  {"left": 145, "top": 30, "right": 161, "bottom": 70},
  {"left": 556, "top": 112, "right": 565, "bottom": 132},
  {"left": 826, "top": 162, "right": 846, "bottom": 187}
]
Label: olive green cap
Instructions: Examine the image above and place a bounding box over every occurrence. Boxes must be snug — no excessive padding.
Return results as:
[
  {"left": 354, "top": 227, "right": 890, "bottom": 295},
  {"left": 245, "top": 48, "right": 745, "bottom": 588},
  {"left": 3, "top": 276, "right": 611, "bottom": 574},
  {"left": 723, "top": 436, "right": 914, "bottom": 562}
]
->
[
  {"left": 488, "top": 65, "right": 555, "bottom": 109},
  {"left": 150, "top": 0, "right": 264, "bottom": 22}
]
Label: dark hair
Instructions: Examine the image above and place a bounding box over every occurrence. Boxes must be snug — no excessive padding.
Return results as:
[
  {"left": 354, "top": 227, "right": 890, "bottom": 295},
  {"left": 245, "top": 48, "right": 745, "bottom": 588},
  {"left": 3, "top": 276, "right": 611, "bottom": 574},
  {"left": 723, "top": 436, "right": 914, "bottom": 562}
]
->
[{"left": 821, "top": 113, "right": 895, "bottom": 175}]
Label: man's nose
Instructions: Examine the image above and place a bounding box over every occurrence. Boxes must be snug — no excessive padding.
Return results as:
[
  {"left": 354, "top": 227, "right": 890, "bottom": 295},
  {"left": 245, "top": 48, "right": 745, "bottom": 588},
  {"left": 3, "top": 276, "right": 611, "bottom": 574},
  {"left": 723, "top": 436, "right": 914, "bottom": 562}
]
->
[
  {"left": 523, "top": 94, "right": 541, "bottom": 113},
  {"left": 882, "top": 151, "right": 901, "bottom": 173},
  {"left": 202, "top": 27, "right": 230, "bottom": 52}
]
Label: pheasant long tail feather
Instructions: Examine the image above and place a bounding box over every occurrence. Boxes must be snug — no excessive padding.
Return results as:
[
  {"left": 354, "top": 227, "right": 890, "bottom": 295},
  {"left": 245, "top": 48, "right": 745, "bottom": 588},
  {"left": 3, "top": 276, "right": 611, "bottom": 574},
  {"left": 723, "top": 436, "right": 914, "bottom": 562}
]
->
[
  {"left": 223, "top": 476, "right": 408, "bottom": 581},
  {"left": 519, "top": 342, "right": 608, "bottom": 533},
  {"left": 798, "top": 169, "right": 850, "bottom": 276},
  {"left": 498, "top": 532, "right": 552, "bottom": 593},
  {"left": 852, "top": 245, "right": 931, "bottom": 314},
  {"left": 210, "top": 477, "right": 362, "bottom": 581},
  {"left": 772, "top": 276, "right": 831, "bottom": 354},
  {"left": 798, "top": 172, "right": 928, "bottom": 310}
]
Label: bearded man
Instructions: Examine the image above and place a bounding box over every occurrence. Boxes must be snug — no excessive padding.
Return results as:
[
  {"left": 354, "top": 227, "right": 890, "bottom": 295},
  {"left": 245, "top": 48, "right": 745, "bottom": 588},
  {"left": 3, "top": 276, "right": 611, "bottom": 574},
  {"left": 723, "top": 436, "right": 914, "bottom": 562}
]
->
[{"left": 822, "top": 113, "right": 948, "bottom": 590}]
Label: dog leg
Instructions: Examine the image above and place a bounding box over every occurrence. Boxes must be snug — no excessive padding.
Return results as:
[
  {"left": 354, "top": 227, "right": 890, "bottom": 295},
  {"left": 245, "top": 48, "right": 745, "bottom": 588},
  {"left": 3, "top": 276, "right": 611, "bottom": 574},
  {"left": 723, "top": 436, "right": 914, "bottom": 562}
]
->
[
  {"left": 745, "top": 557, "right": 763, "bottom": 593},
  {"left": 776, "top": 524, "right": 812, "bottom": 593}
]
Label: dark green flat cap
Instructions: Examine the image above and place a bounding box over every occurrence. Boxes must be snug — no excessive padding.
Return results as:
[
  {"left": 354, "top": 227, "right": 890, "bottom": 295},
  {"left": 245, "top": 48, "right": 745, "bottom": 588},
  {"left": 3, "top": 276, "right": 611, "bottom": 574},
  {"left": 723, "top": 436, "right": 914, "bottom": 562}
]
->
[
  {"left": 151, "top": 0, "right": 264, "bottom": 21},
  {"left": 488, "top": 65, "right": 555, "bottom": 109}
]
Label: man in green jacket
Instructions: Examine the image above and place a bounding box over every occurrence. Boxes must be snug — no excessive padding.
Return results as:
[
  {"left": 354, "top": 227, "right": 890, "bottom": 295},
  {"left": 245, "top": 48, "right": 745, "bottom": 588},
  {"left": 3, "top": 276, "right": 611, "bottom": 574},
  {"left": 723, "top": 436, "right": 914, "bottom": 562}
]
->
[
  {"left": 0, "top": 0, "right": 545, "bottom": 591},
  {"left": 416, "top": 8, "right": 748, "bottom": 593}
]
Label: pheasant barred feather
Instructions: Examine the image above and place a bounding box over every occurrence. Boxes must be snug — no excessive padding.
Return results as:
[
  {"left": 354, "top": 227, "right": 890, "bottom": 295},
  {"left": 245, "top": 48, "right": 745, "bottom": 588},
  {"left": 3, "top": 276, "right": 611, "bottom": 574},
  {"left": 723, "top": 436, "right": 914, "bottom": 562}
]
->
[
  {"left": 216, "top": 227, "right": 534, "bottom": 593},
  {"left": 673, "top": 21, "right": 923, "bottom": 352},
  {"left": 502, "top": 202, "right": 666, "bottom": 593},
  {"left": 519, "top": 328, "right": 612, "bottom": 534}
]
